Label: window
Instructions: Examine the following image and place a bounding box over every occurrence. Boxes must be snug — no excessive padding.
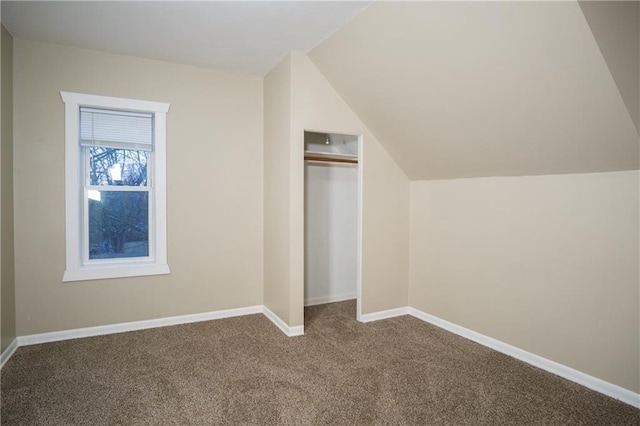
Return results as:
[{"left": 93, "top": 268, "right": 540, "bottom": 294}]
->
[{"left": 61, "top": 92, "right": 170, "bottom": 281}]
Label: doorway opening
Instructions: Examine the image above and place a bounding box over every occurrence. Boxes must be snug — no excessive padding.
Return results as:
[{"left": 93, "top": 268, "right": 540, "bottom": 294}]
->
[{"left": 303, "top": 131, "right": 362, "bottom": 326}]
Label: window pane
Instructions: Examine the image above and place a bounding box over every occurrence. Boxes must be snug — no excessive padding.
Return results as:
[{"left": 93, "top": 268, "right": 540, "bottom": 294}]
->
[
  {"left": 88, "top": 191, "right": 149, "bottom": 259},
  {"left": 89, "top": 147, "right": 148, "bottom": 186}
]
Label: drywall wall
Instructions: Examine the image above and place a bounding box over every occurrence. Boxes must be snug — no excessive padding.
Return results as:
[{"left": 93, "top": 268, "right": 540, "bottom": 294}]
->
[
  {"left": 263, "top": 56, "right": 292, "bottom": 324},
  {"left": 263, "top": 52, "right": 409, "bottom": 328},
  {"left": 13, "top": 39, "right": 264, "bottom": 336},
  {"left": 304, "top": 162, "right": 358, "bottom": 305},
  {"left": 1, "top": 24, "right": 16, "bottom": 352},
  {"left": 310, "top": 1, "right": 638, "bottom": 180},
  {"left": 290, "top": 52, "right": 410, "bottom": 321},
  {"left": 409, "top": 171, "right": 640, "bottom": 393}
]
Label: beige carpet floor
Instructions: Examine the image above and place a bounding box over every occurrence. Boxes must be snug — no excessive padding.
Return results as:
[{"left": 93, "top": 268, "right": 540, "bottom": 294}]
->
[{"left": 1, "top": 300, "right": 638, "bottom": 425}]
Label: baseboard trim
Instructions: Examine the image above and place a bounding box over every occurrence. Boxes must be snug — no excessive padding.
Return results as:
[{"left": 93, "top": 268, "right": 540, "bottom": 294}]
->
[
  {"left": 408, "top": 307, "right": 640, "bottom": 409},
  {"left": 0, "top": 338, "right": 19, "bottom": 369},
  {"left": 359, "top": 306, "right": 408, "bottom": 323},
  {"left": 262, "top": 306, "right": 304, "bottom": 337},
  {"left": 15, "top": 304, "right": 309, "bottom": 348},
  {"left": 18, "top": 305, "right": 264, "bottom": 346},
  {"left": 304, "top": 293, "right": 357, "bottom": 307},
  {"left": 9, "top": 303, "right": 637, "bottom": 407}
]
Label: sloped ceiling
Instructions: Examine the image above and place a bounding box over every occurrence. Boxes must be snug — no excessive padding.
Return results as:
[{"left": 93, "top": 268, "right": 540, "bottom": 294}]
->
[
  {"left": 579, "top": 1, "right": 639, "bottom": 134},
  {"left": 310, "top": 1, "right": 639, "bottom": 180}
]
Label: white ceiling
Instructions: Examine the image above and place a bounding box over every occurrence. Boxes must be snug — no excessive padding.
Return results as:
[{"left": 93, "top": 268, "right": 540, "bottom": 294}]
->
[{"left": 1, "top": 1, "right": 372, "bottom": 75}]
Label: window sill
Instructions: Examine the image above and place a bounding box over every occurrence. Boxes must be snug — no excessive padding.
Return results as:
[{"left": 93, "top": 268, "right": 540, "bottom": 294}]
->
[{"left": 62, "top": 264, "right": 170, "bottom": 282}]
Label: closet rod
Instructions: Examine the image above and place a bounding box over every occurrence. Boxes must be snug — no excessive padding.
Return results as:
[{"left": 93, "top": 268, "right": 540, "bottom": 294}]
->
[{"left": 304, "top": 156, "right": 358, "bottom": 164}]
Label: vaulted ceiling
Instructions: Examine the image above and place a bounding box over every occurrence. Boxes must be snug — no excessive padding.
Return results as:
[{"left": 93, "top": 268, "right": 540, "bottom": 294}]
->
[{"left": 310, "top": 1, "right": 639, "bottom": 179}]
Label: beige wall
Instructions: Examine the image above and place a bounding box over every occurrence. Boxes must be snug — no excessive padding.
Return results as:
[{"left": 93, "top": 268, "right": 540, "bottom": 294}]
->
[
  {"left": 290, "top": 52, "right": 410, "bottom": 321},
  {"left": 13, "top": 39, "right": 264, "bottom": 336},
  {"left": 1, "top": 25, "right": 16, "bottom": 352},
  {"left": 263, "top": 56, "right": 292, "bottom": 324},
  {"left": 409, "top": 171, "right": 640, "bottom": 393},
  {"left": 262, "top": 52, "right": 410, "bottom": 327}
]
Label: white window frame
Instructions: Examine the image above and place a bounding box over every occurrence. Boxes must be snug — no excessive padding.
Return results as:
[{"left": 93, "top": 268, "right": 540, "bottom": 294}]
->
[{"left": 61, "top": 92, "right": 170, "bottom": 282}]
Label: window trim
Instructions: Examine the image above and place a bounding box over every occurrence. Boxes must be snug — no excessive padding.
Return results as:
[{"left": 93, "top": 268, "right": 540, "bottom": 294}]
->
[{"left": 61, "top": 92, "right": 170, "bottom": 282}]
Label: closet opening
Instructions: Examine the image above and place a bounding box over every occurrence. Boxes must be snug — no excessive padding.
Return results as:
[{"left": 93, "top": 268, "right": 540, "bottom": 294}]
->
[{"left": 304, "top": 131, "right": 362, "bottom": 324}]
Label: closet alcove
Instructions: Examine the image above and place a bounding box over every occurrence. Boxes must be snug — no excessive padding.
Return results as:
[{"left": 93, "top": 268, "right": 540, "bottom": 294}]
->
[{"left": 304, "top": 131, "right": 360, "bottom": 315}]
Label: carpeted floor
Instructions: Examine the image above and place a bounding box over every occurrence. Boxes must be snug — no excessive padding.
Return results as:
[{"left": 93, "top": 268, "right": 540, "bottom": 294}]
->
[{"left": 1, "top": 300, "right": 638, "bottom": 425}]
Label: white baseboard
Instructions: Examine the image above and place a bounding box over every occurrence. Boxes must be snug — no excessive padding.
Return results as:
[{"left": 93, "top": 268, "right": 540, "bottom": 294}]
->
[
  {"left": 15, "top": 304, "right": 308, "bottom": 348},
  {"left": 262, "top": 306, "right": 304, "bottom": 337},
  {"left": 0, "top": 338, "right": 19, "bottom": 369},
  {"left": 408, "top": 307, "right": 640, "bottom": 409},
  {"left": 8, "top": 302, "right": 637, "bottom": 408},
  {"left": 18, "top": 305, "right": 264, "bottom": 346},
  {"left": 359, "top": 306, "right": 408, "bottom": 323},
  {"left": 304, "top": 293, "right": 356, "bottom": 307}
]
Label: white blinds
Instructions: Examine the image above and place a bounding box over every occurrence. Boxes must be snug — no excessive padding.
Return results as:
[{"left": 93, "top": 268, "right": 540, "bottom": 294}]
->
[{"left": 80, "top": 107, "right": 154, "bottom": 151}]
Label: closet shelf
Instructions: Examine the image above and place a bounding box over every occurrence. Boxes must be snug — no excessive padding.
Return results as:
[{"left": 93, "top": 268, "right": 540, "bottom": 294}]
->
[{"left": 304, "top": 150, "right": 358, "bottom": 164}]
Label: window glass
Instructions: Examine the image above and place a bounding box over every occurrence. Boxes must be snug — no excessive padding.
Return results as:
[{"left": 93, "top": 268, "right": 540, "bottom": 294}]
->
[
  {"left": 89, "top": 148, "right": 148, "bottom": 187},
  {"left": 88, "top": 191, "right": 149, "bottom": 259}
]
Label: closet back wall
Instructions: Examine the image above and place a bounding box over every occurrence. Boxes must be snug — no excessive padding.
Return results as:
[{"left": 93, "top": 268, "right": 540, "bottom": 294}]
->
[{"left": 304, "top": 162, "right": 357, "bottom": 305}]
